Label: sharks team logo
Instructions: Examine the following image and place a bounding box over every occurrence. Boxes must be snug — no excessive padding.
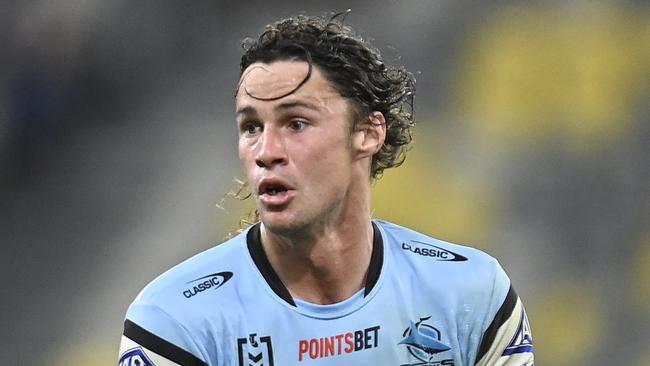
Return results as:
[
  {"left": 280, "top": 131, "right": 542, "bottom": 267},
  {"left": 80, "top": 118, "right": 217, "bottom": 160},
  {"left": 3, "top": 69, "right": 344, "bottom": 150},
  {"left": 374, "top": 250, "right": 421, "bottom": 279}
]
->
[{"left": 399, "top": 317, "right": 454, "bottom": 366}]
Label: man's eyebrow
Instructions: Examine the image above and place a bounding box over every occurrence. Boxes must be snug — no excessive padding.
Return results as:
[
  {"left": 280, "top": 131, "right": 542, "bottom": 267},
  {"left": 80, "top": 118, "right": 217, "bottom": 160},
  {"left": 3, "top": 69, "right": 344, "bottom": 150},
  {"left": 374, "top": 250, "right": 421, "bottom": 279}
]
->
[
  {"left": 274, "top": 100, "right": 320, "bottom": 112},
  {"left": 236, "top": 106, "right": 258, "bottom": 116},
  {"left": 236, "top": 100, "right": 319, "bottom": 117}
]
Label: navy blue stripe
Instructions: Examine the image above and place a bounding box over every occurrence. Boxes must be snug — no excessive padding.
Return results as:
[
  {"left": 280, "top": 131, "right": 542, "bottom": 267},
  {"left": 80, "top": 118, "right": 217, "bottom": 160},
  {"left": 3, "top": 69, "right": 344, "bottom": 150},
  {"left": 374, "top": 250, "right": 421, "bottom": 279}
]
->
[
  {"left": 123, "top": 319, "right": 207, "bottom": 366},
  {"left": 502, "top": 345, "right": 534, "bottom": 355},
  {"left": 475, "top": 285, "right": 518, "bottom": 364},
  {"left": 364, "top": 222, "right": 383, "bottom": 296},
  {"left": 247, "top": 223, "right": 296, "bottom": 306}
]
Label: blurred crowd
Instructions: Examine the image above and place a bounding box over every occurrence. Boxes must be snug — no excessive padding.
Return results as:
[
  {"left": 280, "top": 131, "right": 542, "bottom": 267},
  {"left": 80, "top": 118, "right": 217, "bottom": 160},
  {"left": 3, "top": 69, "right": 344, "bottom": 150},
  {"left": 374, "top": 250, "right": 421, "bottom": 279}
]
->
[{"left": 1, "top": 1, "right": 648, "bottom": 365}]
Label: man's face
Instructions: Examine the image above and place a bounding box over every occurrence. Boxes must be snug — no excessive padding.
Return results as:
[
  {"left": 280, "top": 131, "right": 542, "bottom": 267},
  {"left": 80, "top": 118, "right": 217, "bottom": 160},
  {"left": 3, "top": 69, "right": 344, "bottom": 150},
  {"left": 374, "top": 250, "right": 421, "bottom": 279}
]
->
[{"left": 236, "top": 60, "right": 357, "bottom": 234}]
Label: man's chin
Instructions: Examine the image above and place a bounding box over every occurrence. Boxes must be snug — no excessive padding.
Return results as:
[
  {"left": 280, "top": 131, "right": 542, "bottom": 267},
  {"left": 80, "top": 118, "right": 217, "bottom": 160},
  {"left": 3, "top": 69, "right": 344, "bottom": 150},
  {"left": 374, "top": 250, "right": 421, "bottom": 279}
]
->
[{"left": 260, "top": 212, "right": 305, "bottom": 236}]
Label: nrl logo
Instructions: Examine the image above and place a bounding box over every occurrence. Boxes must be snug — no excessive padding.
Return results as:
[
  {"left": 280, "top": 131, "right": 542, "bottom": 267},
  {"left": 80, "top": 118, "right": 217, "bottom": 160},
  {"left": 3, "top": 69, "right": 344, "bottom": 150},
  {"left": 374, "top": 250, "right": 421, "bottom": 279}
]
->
[{"left": 237, "top": 333, "right": 274, "bottom": 366}]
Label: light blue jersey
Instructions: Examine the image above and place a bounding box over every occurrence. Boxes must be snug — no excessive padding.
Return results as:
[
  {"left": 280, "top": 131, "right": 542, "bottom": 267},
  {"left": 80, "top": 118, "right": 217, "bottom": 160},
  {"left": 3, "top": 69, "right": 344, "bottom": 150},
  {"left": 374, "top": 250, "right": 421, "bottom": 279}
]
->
[{"left": 119, "top": 220, "right": 534, "bottom": 366}]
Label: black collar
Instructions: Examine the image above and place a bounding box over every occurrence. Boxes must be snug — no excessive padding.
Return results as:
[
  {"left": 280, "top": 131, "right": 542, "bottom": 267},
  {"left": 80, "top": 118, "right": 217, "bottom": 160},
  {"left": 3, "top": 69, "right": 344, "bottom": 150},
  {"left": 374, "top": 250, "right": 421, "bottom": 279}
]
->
[{"left": 246, "top": 222, "right": 384, "bottom": 306}]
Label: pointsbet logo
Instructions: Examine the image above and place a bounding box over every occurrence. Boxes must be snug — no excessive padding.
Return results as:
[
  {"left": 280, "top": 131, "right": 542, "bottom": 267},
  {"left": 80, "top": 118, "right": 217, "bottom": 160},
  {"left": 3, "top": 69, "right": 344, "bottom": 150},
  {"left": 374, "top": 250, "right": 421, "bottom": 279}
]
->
[{"left": 298, "top": 326, "right": 380, "bottom": 361}]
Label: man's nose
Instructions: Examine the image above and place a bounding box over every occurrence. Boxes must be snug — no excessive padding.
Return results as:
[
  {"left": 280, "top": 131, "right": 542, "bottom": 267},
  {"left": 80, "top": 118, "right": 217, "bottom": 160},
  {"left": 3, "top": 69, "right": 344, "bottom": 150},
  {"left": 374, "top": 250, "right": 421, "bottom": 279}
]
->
[{"left": 255, "top": 128, "right": 287, "bottom": 168}]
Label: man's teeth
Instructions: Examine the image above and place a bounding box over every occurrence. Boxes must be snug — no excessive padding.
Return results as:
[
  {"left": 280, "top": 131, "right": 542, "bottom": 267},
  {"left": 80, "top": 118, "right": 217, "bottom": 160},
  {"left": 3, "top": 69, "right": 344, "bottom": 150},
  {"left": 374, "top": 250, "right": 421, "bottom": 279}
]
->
[{"left": 266, "top": 186, "right": 286, "bottom": 195}]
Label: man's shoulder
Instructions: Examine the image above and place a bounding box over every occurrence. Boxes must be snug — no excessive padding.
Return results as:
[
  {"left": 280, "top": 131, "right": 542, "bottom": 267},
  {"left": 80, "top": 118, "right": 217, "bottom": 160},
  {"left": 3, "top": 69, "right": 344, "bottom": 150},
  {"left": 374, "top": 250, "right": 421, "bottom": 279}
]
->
[
  {"left": 120, "top": 229, "right": 257, "bottom": 365},
  {"left": 375, "top": 219, "right": 499, "bottom": 268},
  {"left": 375, "top": 219, "right": 510, "bottom": 298},
  {"left": 128, "top": 229, "right": 251, "bottom": 313},
  {"left": 376, "top": 219, "right": 514, "bottom": 330}
]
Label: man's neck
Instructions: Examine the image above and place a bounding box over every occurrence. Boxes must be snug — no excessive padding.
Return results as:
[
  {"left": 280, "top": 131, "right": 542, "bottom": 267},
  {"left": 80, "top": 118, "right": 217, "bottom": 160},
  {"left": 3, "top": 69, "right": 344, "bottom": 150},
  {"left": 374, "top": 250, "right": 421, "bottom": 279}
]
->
[{"left": 260, "top": 194, "right": 374, "bottom": 305}]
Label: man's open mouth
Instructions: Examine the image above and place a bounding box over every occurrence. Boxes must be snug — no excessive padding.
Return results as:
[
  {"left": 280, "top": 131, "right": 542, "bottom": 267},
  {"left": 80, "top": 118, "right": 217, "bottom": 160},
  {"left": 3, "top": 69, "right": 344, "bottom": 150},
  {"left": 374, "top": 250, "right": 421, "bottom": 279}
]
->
[
  {"left": 263, "top": 184, "right": 288, "bottom": 196},
  {"left": 258, "top": 179, "right": 293, "bottom": 197}
]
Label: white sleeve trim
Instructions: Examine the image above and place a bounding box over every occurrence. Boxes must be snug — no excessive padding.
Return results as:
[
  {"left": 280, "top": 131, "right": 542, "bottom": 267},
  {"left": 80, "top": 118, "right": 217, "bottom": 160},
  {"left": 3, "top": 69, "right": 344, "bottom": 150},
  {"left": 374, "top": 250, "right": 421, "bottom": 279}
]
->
[
  {"left": 119, "top": 335, "right": 184, "bottom": 366},
  {"left": 475, "top": 298, "right": 535, "bottom": 366}
]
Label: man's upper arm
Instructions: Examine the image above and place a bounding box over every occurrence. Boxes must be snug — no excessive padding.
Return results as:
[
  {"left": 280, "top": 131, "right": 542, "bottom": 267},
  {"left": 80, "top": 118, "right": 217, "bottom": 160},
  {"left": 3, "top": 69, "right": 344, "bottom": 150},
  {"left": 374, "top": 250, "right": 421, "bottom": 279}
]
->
[
  {"left": 119, "top": 319, "right": 208, "bottom": 366},
  {"left": 118, "top": 302, "right": 209, "bottom": 366},
  {"left": 474, "top": 285, "right": 535, "bottom": 366}
]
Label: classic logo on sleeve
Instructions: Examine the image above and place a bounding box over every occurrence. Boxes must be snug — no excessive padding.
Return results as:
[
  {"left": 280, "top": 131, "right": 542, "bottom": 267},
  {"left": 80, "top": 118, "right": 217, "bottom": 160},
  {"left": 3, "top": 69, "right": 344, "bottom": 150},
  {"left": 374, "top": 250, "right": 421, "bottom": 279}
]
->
[
  {"left": 119, "top": 347, "right": 156, "bottom": 366},
  {"left": 401, "top": 241, "right": 468, "bottom": 261},
  {"left": 399, "top": 317, "right": 454, "bottom": 366},
  {"left": 182, "top": 271, "right": 233, "bottom": 299}
]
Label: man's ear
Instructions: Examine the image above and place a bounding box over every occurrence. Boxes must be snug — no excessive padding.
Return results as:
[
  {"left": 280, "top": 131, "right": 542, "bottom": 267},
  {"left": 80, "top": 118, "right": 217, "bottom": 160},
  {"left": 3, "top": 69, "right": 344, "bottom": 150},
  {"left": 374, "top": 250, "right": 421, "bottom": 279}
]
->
[{"left": 352, "top": 111, "right": 387, "bottom": 159}]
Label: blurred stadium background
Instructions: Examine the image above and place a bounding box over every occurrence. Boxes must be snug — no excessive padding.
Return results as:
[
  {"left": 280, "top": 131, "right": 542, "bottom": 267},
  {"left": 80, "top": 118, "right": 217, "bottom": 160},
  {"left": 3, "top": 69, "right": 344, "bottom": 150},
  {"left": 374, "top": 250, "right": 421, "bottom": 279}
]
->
[{"left": 1, "top": 1, "right": 648, "bottom": 365}]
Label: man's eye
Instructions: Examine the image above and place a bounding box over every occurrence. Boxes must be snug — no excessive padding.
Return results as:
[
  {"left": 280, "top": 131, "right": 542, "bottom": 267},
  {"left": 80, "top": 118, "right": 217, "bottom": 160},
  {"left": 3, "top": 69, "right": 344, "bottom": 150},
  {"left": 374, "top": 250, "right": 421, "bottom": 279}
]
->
[
  {"left": 241, "top": 123, "right": 261, "bottom": 134},
  {"left": 289, "top": 120, "right": 307, "bottom": 131}
]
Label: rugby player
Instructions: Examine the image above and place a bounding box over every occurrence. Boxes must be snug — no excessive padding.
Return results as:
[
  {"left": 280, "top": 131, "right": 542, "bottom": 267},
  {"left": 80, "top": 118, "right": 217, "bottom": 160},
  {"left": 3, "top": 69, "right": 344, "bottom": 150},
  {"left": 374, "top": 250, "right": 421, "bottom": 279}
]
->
[{"left": 118, "top": 13, "right": 534, "bottom": 366}]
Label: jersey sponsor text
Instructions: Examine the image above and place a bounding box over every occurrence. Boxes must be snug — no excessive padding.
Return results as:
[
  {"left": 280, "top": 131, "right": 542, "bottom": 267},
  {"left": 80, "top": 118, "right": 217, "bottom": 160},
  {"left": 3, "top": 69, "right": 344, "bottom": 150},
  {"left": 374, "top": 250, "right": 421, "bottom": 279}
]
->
[
  {"left": 401, "top": 242, "right": 467, "bottom": 261},
  {"left": 298, "top": 326, "right": 380, "bottom": 361},
  {"left": 182, "top": 271, "right": 233, "bottom": 299}
]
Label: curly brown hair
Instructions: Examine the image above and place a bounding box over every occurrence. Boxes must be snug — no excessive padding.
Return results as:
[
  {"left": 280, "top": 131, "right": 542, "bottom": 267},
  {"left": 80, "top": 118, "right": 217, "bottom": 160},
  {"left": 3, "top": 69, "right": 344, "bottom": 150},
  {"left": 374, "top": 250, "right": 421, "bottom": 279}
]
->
[{"left": 239, "top": 12, "right": 416, "bottom": 179}]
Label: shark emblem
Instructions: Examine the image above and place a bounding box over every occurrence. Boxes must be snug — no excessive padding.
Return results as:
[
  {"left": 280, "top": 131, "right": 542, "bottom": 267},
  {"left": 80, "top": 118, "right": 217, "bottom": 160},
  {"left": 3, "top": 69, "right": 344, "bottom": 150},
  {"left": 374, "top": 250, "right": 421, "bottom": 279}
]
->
[
  {"left": 399, "top": 317, "right": 453, "bottom": 365},
  {"left": 398, "top": 320, "right": 451, "bottom": 355},
  {"left": 399, "top": 320, "right": 451, "bottom": 355}
]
